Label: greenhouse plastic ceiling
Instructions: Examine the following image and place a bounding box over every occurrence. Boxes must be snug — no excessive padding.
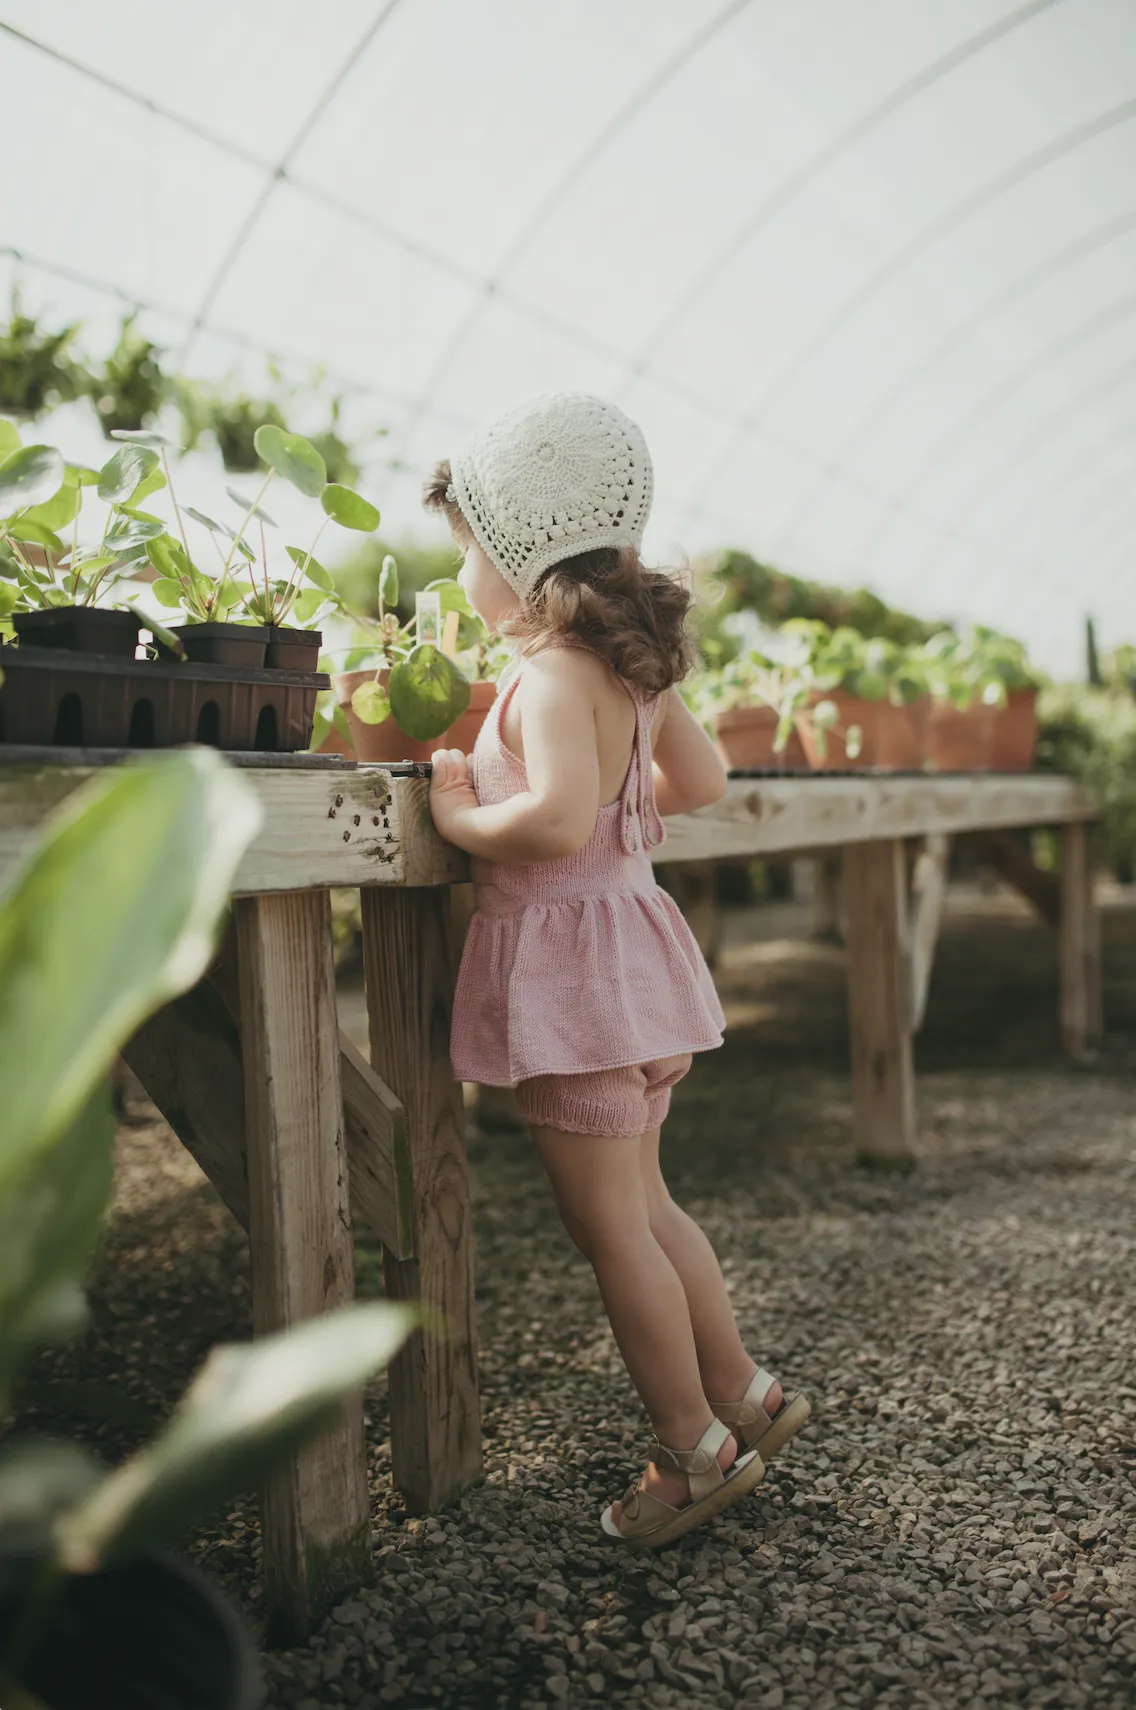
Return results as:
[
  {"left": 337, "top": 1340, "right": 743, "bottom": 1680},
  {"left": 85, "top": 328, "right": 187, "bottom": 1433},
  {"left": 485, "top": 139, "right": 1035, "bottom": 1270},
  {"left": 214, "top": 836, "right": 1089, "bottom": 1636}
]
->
[{"left": 3, "top": 0, "right": 1135, "bottom": 674}]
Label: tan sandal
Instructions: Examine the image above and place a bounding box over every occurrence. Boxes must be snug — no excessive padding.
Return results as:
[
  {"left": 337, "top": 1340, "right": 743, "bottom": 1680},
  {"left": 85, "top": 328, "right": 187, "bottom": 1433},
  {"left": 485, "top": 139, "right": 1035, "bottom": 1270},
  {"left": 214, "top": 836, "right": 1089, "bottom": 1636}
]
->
[
  {"left": 711, "top": 1366, "right": 811, "bottom": 1462},
  {"left": 600, "top": 1417, "right": 766, "bottom": 1547}
]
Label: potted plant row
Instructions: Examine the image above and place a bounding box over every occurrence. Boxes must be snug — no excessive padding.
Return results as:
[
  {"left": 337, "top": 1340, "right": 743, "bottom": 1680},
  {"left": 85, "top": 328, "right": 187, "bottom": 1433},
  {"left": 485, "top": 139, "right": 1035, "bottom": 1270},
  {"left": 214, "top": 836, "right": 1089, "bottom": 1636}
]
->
[
  {"left": 0, "top": 418, "right": 482, "bottom": 759},
  {"left": 689, "top": 619, "right": 1042, "bottom": 773}
]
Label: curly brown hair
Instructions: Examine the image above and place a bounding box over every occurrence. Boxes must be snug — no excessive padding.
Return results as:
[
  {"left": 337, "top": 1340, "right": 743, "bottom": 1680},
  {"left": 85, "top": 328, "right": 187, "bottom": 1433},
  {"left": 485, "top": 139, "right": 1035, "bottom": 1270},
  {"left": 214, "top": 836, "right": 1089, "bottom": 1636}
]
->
[{"left": 422, "top": 459, "right": 694, "bottom": 695}]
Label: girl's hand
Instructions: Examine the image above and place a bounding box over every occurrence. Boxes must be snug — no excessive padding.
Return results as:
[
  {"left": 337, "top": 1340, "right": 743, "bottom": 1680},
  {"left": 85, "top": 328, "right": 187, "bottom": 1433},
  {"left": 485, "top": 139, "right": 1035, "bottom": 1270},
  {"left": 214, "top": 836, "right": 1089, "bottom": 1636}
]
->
[{"left": 429, "top": 747, "right": 479, "bottom": 839}]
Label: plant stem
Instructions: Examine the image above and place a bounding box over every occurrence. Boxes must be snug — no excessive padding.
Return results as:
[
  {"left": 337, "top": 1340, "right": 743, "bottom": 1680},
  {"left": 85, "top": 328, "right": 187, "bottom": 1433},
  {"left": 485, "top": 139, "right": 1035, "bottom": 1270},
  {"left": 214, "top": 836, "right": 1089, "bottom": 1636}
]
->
[
  {"left": 223, "top": 468, "right": 275, "bottom": 577},
  {"left": 160, "top": 447, "right": 192, "bottom": 566}
]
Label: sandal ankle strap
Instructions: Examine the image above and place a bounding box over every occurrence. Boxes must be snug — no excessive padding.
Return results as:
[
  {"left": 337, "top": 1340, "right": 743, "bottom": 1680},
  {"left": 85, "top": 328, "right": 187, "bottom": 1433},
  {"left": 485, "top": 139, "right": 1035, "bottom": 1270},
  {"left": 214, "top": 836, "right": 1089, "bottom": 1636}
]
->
[
  {"left": 649, "top": 1417, "right": 732, "bottom": 1503},
  {"left": 712, "top": 1366, "right": 778, "bottom": 1431}
]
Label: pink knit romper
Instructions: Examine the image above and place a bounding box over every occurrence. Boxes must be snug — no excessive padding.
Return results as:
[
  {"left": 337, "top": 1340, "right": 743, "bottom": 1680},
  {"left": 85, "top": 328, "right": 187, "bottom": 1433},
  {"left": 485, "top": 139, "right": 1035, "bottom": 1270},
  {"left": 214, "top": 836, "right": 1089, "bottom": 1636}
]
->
[{"left": 450, "top": 648, "right": 725, "bottom": 1122}]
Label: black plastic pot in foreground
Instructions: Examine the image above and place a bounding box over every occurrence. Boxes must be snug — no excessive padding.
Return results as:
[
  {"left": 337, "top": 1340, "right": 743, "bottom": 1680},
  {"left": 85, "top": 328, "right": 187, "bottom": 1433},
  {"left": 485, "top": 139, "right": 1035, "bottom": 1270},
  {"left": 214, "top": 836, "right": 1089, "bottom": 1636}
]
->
[
  {"left": 13, "top": 608, "right": 141, "bottom": 658},
  {"left": 265, "top": 625, "right": 322, "bottom": 672},
  {"left": 0, "top": 1550, "right": 262, "bottom": 1710},
  {"left": 167, "top": 622, "right": 268, "bottom": 669}
]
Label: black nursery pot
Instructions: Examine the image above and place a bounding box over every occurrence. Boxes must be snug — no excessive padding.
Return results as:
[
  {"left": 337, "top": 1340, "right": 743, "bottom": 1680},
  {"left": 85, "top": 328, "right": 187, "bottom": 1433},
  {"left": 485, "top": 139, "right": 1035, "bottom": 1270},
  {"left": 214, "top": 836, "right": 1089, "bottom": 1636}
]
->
[
  {"left": 264, "top": 625, "right": 322, "bottom": 672},
  {"left": 14, "top": 607, "right": 140, "bottom": 658},
  {"left": 168, "top": 622, "right": 268, "bottom": 669},
  {"left": 0, "top": 1550, "right": 262, "bottom": 1710}
]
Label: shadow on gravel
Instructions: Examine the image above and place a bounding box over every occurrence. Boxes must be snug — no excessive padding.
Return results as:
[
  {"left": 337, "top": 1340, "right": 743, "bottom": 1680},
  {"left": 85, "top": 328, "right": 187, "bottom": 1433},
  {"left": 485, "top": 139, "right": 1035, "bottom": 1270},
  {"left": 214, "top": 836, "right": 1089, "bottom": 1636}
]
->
[{"left": 5, "top": 893, "right": 1135, "bottom": 1709}]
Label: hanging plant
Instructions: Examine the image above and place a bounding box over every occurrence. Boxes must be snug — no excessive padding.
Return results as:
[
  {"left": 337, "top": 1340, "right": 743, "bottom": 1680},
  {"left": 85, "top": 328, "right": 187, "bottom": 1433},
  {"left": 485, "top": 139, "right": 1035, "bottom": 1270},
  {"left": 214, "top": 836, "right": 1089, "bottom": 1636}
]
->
[
  {"left": 0, "top": 299, "right": 86, "bottom": 419},
  {"left": 87, "top": 314, "right": 167, "bottom": 438}
]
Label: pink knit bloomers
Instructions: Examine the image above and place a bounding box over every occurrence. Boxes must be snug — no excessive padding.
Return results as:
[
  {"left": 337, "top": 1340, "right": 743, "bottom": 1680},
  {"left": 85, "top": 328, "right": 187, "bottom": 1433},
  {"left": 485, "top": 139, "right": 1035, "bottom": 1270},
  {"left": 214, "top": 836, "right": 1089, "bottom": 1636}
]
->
[
  {"left": 449, "top": 643, "right": 725, "bottom": 1128},
  {"left": 515, "top": 1054, "right": 693, "bottom": 1136}
]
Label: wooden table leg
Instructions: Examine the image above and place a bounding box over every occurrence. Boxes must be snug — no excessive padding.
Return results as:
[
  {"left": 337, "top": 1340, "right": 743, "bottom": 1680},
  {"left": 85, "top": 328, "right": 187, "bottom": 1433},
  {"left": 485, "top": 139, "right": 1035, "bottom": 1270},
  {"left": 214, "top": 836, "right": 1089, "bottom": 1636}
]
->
[
  {"left": 360, "top": 888, "right": 482, "bottom": 1513},
  {"left": 1060, "top": 822, "right": 1102, "bottom": 1061},
  {"left": 234, "top": 890, "right": 371, "bottom": 1644},
  {"left": 843, "top": 840, "right": 916, "bottom": 1167}
]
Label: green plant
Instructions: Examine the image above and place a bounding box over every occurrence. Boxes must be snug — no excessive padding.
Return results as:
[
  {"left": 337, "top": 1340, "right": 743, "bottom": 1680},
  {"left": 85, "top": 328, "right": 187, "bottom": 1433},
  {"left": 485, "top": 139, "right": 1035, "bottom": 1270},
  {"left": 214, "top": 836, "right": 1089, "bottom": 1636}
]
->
[
  {"left": 345, "top": 554, "right": 473, "bottom": 741},
  {"left": 131, "top": 423, "right": 380, "bottom": 629},
  {"left": 915, "top": 628, "right": 1009, "bottom": 711},
  {"left": 695, "top": 548, "right": 941, "bottom": 664},
  {"left": 683, "top": 621, "right": 861, "bottom": 760},
  {"left": 0, "top": 426, "right": 155, "bottom": 623},
  {"left": 0, "top": 749, "right": 415, "bottom": 1707},
  {"left": 176, "top": 378, "right": 287, "bottom": 474},
  {"left": 0, "top": 299, "right": 86, "bottom": 419},
  {"left": 86, "top": 314, "right": 167, "bottom": 439},
  {"left": 1038, "top": 680, "right": 1136, "bottom": 878}
]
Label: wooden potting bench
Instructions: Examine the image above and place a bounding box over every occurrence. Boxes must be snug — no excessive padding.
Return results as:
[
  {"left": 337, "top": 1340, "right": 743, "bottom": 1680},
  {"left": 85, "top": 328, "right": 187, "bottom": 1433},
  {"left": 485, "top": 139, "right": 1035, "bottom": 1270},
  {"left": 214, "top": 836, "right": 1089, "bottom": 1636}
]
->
[{"left": 0, "top": 753, "right": 1100, "bottom": 1639}]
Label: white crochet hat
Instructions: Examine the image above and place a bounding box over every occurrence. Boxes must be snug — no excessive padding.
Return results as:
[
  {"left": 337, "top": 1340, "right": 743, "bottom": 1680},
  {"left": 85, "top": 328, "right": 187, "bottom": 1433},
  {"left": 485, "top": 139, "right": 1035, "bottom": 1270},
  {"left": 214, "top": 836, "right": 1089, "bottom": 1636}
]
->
[{"left": 448, "top": 392, "right": 653, "bottom": 601}]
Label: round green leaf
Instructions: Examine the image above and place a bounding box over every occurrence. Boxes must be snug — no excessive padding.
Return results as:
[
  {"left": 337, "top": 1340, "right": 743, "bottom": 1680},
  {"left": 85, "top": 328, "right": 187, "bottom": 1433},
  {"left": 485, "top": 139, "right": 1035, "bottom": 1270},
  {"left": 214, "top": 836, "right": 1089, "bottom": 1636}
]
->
[
  {"left": 109, "top": 428, "right": 177, "bottom": 449},
  {"left": 379, "top": 554, "right": 399, "bottom": 608},
  {"left": 0, "top": 419, "right": 21, "bottom": 461},
  {"left": 285, "top": 545, "right": 334, "bottom": 592},
  {"left": 0, "top": 583, "right": 18, "bottom": 617},
  {"left": 225, "top": 486, "right": 276, "bottom": 526},
  {"left": 24, "top": 475, "right": 80, "bottom": 533},
  {"left": 152, "top": 578, "right": 185, "bottom": 608},
  {"left": 423, "top": 577, "right": 473, "bottom": 618},
  {"left": 0, "top": 444, "right": 66, "bottom": 514},
  {"left": 388, "top": 645, "right": 471, "bottom": 741},
  {"left": 253, "top": 425, "right": 326, "bottom": 497},
  {"left": 98, "top": 445, "right": 159, "bottom": 505},
  {"left": 57, "top": 1303, "right": 417, "bottom": 1570},
  {"left": 351, "top": 680, "right": 391, "bottom": 725},
  {"left": 7, "top": 518, "right": 64, "bottom": 552},
  {"left": 320, "top": 484, "right": 380, "bottom": 531}
]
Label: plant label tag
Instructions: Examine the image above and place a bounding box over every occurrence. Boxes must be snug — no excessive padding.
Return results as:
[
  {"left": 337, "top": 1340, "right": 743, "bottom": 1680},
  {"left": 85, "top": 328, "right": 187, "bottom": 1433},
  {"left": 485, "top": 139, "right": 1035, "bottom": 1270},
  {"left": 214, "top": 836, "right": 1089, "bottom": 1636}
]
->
[{"left": 416, "top": 590, "right": 442, "bottom": 646}]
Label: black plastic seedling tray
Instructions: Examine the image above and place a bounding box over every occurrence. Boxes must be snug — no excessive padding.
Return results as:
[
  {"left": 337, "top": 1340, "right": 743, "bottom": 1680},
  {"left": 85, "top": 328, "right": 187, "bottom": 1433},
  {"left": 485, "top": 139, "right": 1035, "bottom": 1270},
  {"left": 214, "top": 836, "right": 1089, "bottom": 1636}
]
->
[{"left": 0, "top": 644, "right": 328, "bottom": 754}]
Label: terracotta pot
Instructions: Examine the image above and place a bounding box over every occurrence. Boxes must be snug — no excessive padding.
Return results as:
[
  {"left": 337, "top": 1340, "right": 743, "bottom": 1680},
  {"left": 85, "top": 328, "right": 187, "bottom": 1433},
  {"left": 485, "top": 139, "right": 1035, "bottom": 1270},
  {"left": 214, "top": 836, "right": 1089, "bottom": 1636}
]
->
[
  {"left": 989, "top": 686, "right": 1038, "bottom": 771},
  {"left": 927, "top": 700, "right": 997, "bottom": 771},
  {"left": 333, "top": 671, "right": 496, "bottom": 762},
  {"left": 873, "top": 697, "right": 930, "bottom": 770},
  {"left": 796, "top": 690, "right": 884, "bottom": 770},
  {"left": 713, "top": 703, "right": 807, "bottom": 769}
]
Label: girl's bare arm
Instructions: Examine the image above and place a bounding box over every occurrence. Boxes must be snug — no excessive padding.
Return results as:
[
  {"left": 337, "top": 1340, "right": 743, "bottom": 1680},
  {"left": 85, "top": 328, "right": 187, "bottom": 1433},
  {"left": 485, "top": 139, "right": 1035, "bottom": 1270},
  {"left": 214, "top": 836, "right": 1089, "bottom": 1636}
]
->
[{"left": 650, "top": 688, "right": 728, "bottom": 816}]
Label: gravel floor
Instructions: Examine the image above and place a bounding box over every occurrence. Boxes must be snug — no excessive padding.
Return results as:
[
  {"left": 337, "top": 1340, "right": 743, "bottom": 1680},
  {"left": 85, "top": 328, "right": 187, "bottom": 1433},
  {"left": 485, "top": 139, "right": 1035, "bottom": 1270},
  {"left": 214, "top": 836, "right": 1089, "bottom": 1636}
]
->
[{"left": 9, "top": 887, "right": 1136, "bottom": 1710}]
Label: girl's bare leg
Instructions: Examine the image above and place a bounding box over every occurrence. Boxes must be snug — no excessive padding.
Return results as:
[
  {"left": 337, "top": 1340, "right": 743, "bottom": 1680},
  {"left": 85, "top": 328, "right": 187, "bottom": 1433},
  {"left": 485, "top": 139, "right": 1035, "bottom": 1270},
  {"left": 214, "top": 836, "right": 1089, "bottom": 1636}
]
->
[
  {"left": 531, "top": 1124, "right": 736, "bottom": 1515},
  {"left": 639, "top": 1128, "right": 782, "bottom": 1415}
]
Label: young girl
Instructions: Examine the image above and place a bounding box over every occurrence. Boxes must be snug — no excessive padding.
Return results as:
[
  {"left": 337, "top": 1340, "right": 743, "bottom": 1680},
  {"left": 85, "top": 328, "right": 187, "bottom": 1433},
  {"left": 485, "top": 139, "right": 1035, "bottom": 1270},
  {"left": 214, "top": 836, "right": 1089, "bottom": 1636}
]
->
[{"left": 425, "top": 393, "right": 809, "bottom": 1547}]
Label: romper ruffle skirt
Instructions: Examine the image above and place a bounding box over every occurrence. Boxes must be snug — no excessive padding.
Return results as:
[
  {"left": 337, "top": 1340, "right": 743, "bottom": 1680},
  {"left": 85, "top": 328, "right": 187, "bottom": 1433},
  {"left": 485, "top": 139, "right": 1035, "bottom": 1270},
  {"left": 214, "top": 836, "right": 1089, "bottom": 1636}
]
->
[{"left": 450, "top": 660, "right": 725, "bottom": 1088}]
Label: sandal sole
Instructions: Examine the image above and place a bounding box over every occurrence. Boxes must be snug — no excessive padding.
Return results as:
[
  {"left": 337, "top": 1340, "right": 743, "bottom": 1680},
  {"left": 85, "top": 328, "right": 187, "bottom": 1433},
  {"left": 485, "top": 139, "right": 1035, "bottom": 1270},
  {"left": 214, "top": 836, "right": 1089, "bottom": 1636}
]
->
[
  {"left": 752, "top": 1391, "right": 811, "bottom": 1461},
  {"left": 600, "top": 1447, "right": 767, "bottom": 1548}
]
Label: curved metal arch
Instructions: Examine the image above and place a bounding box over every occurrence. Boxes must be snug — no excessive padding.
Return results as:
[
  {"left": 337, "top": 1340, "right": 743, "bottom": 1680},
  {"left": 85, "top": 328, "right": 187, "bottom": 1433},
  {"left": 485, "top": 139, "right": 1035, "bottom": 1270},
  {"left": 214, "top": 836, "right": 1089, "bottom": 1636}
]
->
[
  {"left": 885, "top": 353, "right": 1136, "bottom": 595},
  {"left": 621, "top": 0, "right": 1065, "bottom": 383},
  {"left": 179, "top": 0, "right": 405, "bottom": 360},
  {"left": 399, "top": 0, "right": 756, "bottom": 437},
  {"left": 683, "top": 91, "right": 1136, "bottom": 536},
  {"left": 771, "top": 209, "right": 1136, "bottom": 561},
  {"left": 776, "top": 285, "right": 1136, "bottom": 573},
  {"left": 944, "top": 471, "right": 1136, "bottom": 614}
]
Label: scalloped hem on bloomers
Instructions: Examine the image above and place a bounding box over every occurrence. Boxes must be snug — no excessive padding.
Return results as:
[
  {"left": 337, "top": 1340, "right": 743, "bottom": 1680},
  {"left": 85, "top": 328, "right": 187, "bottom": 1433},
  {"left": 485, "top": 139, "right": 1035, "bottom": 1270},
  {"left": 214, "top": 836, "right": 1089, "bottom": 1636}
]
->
[{"left": 450, "top": 887, "right": 726, "bottom": 1088}]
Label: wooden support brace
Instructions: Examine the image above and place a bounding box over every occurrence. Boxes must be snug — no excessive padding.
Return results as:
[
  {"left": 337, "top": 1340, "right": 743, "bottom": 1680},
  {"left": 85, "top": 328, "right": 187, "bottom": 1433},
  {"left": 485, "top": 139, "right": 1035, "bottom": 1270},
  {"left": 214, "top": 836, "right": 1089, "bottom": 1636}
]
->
[
  {"left": 360, "top": 888, "right": 482, "bottom": 1514},
  {"left": 1060, "top": 822, "right": 1102, "bottom": 1062},
  {"left": 975, "top": 828, "right": 1061, "bottom": 927},
  {"left": 843, "top": 840, "right": 916, "bottom": 1167},
  {"left": 123, "top": 986, "right": 413, "bottom": 1259},
  {"left": 233, "top": 889, "right": 372, "bottom": 1642},
  {"left": 908, "top": 833, "right": 951, "bottom": 1033},
  {"left": 658, "top": 861, "right": 721, "bottom": 969}
]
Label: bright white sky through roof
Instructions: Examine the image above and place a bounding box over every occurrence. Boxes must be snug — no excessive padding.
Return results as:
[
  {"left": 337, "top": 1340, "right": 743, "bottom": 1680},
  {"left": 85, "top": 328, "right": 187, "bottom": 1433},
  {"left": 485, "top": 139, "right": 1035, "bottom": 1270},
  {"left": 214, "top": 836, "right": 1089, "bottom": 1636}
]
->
[{"left": 3, "top": 0, "right": 1136, "bottom": 676}]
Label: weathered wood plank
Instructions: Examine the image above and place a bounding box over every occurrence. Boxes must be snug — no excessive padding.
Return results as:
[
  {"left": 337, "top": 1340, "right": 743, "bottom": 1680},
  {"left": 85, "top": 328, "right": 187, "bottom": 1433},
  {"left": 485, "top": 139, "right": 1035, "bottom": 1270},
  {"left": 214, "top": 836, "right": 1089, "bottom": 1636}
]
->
[
  {"left": 234, "top": 889, "right": 372, "bottom": 1642},
  {"left": 360, "top": 888, "right": 483, "bottom": 1514},
  {"left": 843, "top": 840, "right": 916, "bottom": 1165},
  {"left": 0, "top": 766, "right": 1092, "bottom": 892},
  {"left": 660, "top": 774, "right": 1094, "bottom": 864},
  {"left": 909, "top": 833, "right": 951, "bottom": 1032},
  {"left": 124, "top": 987, "right": 413, "bottom": 1259},
  {"left": 1059, "top": 823, "right": 1102, "bottom": 1062}
]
